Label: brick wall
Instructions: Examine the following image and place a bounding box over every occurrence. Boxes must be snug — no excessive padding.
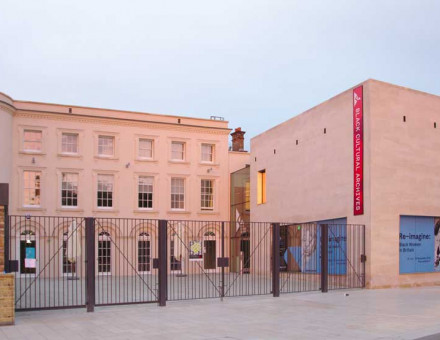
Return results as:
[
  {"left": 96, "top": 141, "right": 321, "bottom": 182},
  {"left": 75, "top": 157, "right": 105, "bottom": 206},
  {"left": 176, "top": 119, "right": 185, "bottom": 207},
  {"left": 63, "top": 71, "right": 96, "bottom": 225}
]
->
[
  {"left": 0, "top": 274, "right": 14, "bottom": 325},
  {"left": 0, "top": 206, "right": 14, "bottom": 325}
]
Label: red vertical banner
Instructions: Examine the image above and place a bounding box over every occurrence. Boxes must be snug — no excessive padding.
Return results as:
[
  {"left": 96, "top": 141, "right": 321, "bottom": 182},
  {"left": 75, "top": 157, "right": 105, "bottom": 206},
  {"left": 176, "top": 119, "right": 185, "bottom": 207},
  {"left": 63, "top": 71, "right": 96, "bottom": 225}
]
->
[{"left": 353, "top": 86, "right": 364, "bottom": 215}]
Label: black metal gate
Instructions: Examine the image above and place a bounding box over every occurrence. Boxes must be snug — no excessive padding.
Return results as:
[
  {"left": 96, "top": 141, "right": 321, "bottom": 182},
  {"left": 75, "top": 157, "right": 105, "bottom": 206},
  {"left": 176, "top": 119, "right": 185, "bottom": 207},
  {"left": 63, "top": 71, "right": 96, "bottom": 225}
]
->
[
  {"left": 6, "top": 216, "right": 365, "bottom": 311},
  {"left": 8, "top": 216, "right": 86, "bottom": 310},
  {"left": 279, "top": 223, "right": 366, "bottom": 294},
  {"left": 93, "top": 218, "right": 159, "bottom": 307},
  {"left": 166, "top": 221, "right": 274, "bottom": 301}
]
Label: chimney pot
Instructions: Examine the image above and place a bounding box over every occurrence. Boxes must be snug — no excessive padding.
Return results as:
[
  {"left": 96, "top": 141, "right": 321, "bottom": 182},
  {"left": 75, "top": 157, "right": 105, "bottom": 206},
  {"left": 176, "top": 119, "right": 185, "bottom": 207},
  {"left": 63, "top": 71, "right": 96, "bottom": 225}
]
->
[{"left": 231, "top": 127, "right": 246, "bottom": 152}]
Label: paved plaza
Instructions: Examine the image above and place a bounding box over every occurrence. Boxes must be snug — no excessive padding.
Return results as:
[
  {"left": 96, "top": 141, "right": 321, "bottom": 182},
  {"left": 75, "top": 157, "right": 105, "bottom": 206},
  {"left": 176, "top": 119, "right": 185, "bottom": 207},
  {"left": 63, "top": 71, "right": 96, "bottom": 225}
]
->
[{"left": 2, "top": 286, "right": 440, "bottom": 339}]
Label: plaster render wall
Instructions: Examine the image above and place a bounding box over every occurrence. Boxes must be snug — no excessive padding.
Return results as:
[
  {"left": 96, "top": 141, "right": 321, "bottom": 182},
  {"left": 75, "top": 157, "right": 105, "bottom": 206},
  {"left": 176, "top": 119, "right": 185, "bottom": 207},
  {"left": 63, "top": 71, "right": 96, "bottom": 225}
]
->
[
  {"left": 0, "top": 93, "right": 14, "bottom": 186},
  {"left": 3, "top": 92, "right": 232, "bottom": 223},
  {"left": 250, "top": 81, "right": 371, "bottom": 227},
  {"left": 250, "top": 79, "right": 440, "bottom": 288},
  {"left": 368, "top": 80, "right": 440, "bottom": 288}
]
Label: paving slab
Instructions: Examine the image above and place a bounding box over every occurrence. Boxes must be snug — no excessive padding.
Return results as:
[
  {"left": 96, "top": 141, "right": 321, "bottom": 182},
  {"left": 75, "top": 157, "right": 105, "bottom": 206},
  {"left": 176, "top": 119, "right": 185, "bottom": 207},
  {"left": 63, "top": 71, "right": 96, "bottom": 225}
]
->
[{"left": 2, "top": 286, "right": 440, "bottom": 339}]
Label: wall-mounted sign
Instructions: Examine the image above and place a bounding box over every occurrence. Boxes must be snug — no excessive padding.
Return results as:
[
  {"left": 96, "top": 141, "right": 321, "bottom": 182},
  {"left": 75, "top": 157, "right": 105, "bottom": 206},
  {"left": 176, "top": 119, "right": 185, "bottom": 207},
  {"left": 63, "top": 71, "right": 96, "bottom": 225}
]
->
[
  {"left": 189, "top": 241, "right": 203, "bottom": 261},
  {"left": 400, "top": 216, "right": 440, "bottom": 273},
  {"left": 353, "top": 86, "right": 364, "bottom": 215}
]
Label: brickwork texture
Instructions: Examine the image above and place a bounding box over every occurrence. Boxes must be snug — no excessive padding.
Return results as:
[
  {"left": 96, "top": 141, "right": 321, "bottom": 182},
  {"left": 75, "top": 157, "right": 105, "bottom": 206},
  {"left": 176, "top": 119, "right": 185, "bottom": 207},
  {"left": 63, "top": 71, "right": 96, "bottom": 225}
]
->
[{"left": 0, "top": 206, "right": 14, "bottom": 325}]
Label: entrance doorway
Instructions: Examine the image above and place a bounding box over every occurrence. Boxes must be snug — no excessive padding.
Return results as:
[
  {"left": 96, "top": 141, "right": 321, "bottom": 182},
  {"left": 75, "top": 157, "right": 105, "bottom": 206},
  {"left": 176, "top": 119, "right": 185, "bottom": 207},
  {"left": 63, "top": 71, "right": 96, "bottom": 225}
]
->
[
  {"left": 204, "top": 240, "right": 216, "bottom": 270},
  {"left": 19, "top": 230, "right": 37, "bottom": 275},
  {"left": 20, "top": 240, "right": 36, "bottom": 274},
  {"left": 240, "top": 232, "right": 250, "bottom": 273}
]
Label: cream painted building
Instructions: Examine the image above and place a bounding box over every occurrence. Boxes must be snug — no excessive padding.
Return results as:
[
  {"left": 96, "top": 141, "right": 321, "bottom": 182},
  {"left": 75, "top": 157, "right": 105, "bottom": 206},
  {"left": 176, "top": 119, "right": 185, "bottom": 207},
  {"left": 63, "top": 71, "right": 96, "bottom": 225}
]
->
[
  {"left": 251, "top": 79, "right": 440, "bottom": 289},
  {"left": 0, "top": 91, "right": 250, "bottom": 279}
]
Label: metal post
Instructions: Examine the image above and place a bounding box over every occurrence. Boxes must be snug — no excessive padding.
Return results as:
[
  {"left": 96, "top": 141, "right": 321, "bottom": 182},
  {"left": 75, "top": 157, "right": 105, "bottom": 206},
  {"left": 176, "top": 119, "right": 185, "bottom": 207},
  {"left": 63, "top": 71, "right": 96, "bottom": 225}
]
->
[
  {"left": 272, "top": 223, "right": 280, "bottom": 297},
  {"left": 221, "top": 222, "right": 225, "bottom": 300},
  {"left": 321, "top": 224, "right": 328, "bottom": 293},
  {"left": 158, "top": 220, "right": 167, "bottom": 306},
  {"left": 4, "top": 205, "right": 9, "bottom": 273},
  {"left": 85, "top": 217, "right": 96, "bottom": 312}
]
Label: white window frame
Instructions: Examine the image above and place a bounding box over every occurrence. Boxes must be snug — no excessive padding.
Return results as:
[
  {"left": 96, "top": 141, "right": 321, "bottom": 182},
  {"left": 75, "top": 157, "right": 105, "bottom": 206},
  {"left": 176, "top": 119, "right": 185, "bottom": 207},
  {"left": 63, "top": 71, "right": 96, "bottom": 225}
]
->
[
  {"left": 171, "top": 177, "right": 185, "bottom": 210},
  {"left": 61, "top": 173, "right": 79, "bottom": 208},
  {"left": 61, "top": 132, "right": 79, "bottom": 155},
  {"left": 57, "top": 129, "right": 83, "bottom": 158},
  {"left": 23, "top": 129, "right": 43, "bottom": 152},
  {"left": 23, "top": 170, "right": 42, "bottom": 207},
  {"left": 97, "top": 174, "right": 114, "bottom": 209},
  {"left": 97, "top": 135, "right": 115, "bottom": 157},
  {"left": 201, "top": 143, "right": 214, "bottom": 163},
  {"left": 138, "top": 176, "right": 154, "bottom": 210},
  {"left": 201, "top": 179, "right": 214, "bottom": 211},
  {"left": 171, "top": 141, "right": 185, "bottom": 161},
  {"left": 97, "top": 231, "right": 112, "bottom": 275},
  {"left": 137, "top": 232, "right": 152, "bottom": 274},
  {"left": 138, "top": 138, "right": 153, "bottom": 160}
]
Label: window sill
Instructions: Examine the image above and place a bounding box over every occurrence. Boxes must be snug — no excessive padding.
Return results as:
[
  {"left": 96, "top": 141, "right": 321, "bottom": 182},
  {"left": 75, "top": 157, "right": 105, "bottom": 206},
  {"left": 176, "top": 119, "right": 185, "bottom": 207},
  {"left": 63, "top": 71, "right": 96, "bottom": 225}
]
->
[
  {"left": 133, "top": 209, "right": 159, "bottom": 214},
  {"left": 17, "top": 207, "right": 46, "bottom": 212},
  {"left": 57, "top": 153, "right": 82, "bottom": 159},
  {"left": 135, "top": 158, "right": 158, "bottom": 163},
  {"left": 19, "top": 151, "right": 46, "bottom": 156},
  {"left": 94, "top": 156, "right": 119, "bottom": 161},
  {"left": 167, "top": 210, "right": 191, "bottom": 215},
  {"left": 168, "top": 160, "right": 190, "bottom": 165},
  {"left": 92, "top": 209, "right": 120, "bottom": 214},
  {"left": 199, "top": 162, "right": 220, "bottom": 167},
  {"left": 56, "top": 208, "right": 84, "bottom": 213},
  {"left": 197, "top": 211, "right": 219, "bottom": 215}
]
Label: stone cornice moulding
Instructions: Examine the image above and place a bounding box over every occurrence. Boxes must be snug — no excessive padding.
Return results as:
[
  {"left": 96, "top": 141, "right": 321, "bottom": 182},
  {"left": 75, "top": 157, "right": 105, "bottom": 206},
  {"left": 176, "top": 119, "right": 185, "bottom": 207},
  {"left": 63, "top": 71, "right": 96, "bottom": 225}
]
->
[
  {"left": 0, "top": 103, "right": 16, "bottom": 115},
  {"left": 15, "top": 110, "right": 232, "bottom": 135}
]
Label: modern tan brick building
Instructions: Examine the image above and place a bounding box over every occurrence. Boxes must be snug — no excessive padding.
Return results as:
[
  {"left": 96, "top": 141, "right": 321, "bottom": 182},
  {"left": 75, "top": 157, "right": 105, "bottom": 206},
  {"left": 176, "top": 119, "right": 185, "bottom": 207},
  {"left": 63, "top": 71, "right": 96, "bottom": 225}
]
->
[{"left": 251, "top": 79, "right": 440, "bottom": 289}]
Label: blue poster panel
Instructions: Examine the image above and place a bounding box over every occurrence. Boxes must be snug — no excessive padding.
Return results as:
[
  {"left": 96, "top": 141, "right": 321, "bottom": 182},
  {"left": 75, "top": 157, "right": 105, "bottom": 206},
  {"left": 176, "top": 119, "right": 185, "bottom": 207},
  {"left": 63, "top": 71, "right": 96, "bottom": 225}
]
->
[
  {"left": 25, "top": 247, "right": 36, "bottom": 259},
  {"left": 399, "top": 216, "right": 438, "bottom": 274},
  {"left": 302, "top": 218, "right": 347, "bottom": 274}
]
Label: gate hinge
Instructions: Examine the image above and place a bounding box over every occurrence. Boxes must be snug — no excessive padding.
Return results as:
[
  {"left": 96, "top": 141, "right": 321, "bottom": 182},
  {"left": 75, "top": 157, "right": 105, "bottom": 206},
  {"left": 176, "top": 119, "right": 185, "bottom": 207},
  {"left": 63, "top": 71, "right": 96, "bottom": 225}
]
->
[{"left": 361, "top": 254, "right": 367, "bottom": 263}]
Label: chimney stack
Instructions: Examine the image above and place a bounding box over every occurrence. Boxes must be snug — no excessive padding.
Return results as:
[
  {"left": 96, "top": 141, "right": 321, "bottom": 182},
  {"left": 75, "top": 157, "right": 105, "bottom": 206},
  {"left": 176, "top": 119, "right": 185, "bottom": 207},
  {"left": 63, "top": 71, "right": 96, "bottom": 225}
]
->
[{"left": 231, "top": 127, "right": 246, "bottom": 151}]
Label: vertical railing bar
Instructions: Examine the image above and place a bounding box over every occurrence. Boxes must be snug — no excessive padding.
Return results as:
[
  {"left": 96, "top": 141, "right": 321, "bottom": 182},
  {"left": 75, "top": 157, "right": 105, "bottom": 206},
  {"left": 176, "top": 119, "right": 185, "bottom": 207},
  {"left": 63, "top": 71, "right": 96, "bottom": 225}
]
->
[
  {"left": 272, "top": 223, "right": 280, "bottom": 297},
  {"left": 86, "top": 217, "right": 95, "bottom": 312}
]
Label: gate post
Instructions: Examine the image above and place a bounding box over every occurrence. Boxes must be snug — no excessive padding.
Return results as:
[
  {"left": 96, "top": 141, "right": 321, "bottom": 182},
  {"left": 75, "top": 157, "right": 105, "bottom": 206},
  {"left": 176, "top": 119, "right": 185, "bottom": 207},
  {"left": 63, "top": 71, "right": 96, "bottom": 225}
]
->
[
  {"left": 4, "top": 205, "right": 9, "bottom": 273},
  {"left": 158, "top": 220, "right": 168, "bottom": 307},
  {"left": 320, "top": 224, "right": 328, "bottom": 293},
  {"left": 85, "top": 217, "right": 96, "bottom": 312},
  {"left": 272, "top": 223, "right": 280, "bottom": 297}
]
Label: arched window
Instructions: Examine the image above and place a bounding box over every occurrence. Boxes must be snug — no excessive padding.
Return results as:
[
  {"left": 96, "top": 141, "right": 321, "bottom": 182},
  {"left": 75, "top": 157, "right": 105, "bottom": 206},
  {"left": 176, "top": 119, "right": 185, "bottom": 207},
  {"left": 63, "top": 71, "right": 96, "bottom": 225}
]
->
[
  {"left": 170, "top": 224, "right": 186, "bottom": 272},
  {"left": 204, "top": 231, "right": 215, "bottom": 237},
  {"left": 138, "top": 232, "right": 151, "bottom": 273},
  {"left": 20, "top": 230, "right": 36, "bottom": 238},
  {"left": 170, "top": 231, "right": 181, "bottom": 271},
  {"left": 63, "top": 232, "right": 74, "bottom": 274},
  {"left": 98, "top": 231, "right": 111, "bottom": 274}
]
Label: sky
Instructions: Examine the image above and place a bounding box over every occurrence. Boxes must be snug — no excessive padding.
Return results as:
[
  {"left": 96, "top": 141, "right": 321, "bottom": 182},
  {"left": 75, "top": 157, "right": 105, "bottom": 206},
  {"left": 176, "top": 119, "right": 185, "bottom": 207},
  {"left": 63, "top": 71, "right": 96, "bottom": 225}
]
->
[{"left": 1, "top": 0, "right": 440, "bottom": 149}]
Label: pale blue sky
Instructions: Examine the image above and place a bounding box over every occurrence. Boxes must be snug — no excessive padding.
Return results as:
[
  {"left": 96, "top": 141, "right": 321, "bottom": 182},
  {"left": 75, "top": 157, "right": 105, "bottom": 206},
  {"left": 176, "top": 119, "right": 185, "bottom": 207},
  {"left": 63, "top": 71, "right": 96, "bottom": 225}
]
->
[{"left": 1, "top": 0, "right": 439, "bottom": 148}]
